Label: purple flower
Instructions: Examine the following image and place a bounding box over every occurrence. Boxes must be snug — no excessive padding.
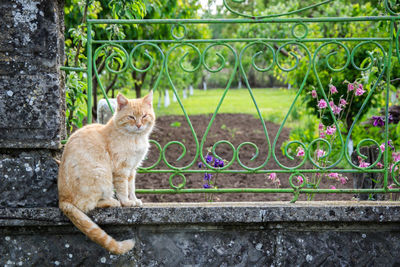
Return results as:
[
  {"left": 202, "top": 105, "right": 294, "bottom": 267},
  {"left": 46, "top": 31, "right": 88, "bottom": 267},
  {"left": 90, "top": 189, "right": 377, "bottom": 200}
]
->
[
  {"left": 203, "top": 173, "right": 212, "bottom": 180},
  {"left": 348, "top": 83, "right": 354, "bottom": 92},
  {"left": 330, "top": 85, "right": 338, "bottom": 94},
  {"left": 218, "top": 160, "right": 224, "bottom": 167},
  {"left": 203, "top": 184, "right": 212, "bottom": 189},
  {"left": 206, "top": 155, "right": 213, "bottom": 164},
  {"left": 372, "top": 116, "right": 384, "bottom": 127},
  {"left": 311, "top": 90, "right": 317, "bottom": 98},
  {"left": 214, "top": 159, "right": 220, "bottom": 167},
  {"left": 389, "top": 114, "right": 394, "bottom": 123},
  {"left": 318, "top": 99, "right": 327, "bottom": 109},
  {"left": 198, "top": 162, "right": 203, "bottom": 168},
  {"left": 388, "top": 140, "right": 395, "bottom": 149},
  {"left": 339, "top": 98, "right": 347, "bottom": 107}
]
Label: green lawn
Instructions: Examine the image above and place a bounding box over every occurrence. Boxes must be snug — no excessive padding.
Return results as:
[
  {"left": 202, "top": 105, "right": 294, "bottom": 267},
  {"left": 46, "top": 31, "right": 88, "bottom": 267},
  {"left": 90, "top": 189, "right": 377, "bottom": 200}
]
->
[{"left": 125, "top": 88, "right": 297, "bottom": 124}]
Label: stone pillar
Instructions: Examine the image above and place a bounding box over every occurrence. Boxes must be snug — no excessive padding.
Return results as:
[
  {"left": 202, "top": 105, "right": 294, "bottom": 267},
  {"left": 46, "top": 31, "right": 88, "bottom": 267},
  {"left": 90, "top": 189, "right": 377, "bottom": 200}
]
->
[{"left": 0, "top": 0, "right": 65, "bottom": 207}]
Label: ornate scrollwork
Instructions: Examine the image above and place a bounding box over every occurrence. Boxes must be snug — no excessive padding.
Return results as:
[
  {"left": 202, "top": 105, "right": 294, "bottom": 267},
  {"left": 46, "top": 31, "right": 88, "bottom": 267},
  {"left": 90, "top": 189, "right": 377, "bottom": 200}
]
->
[{"left": 223, "top": 0, "right": 334, "bottom": 19}]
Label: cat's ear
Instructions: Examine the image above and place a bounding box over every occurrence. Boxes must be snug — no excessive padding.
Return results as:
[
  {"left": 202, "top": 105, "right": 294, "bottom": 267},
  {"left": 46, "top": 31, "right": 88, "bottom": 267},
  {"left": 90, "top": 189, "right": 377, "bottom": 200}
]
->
[
  {"left": 143, "top": 90, "right": 153, "bottom": 108},
  {"left": 117, "top": 93, "right": 128, "bottom": 110}
]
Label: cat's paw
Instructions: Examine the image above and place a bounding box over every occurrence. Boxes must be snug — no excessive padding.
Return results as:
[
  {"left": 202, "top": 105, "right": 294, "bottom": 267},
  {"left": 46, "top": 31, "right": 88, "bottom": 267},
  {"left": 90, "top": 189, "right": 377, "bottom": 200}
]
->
[
  {"left": 120, "top": 199, "right": 136, "bottom": 207},
  {"left": 97, "top": 198, "right": 121, "bottom": 208},
  {"left": 134, "top": 198, "right": 143, "bottom": 207}
]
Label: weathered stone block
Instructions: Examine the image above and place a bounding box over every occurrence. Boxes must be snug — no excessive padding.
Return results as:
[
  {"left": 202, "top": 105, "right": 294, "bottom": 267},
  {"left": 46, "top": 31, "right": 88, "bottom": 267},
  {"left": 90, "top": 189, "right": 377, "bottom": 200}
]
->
[
  {"left": 0, "top": 0, "right": 65, "bottom": 149},
  {"left": 1, "top": 203, "right": 400, "bottom": 266},
  {"left": 0, "top": 150, "right": 58, "bottom": 207}
]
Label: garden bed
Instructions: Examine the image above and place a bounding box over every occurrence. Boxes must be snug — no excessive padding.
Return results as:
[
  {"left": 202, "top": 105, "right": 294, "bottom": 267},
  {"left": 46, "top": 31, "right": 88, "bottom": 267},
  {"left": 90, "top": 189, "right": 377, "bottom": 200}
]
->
[{"left": 137, "top": 114, "right": 360, "bottom": 202}]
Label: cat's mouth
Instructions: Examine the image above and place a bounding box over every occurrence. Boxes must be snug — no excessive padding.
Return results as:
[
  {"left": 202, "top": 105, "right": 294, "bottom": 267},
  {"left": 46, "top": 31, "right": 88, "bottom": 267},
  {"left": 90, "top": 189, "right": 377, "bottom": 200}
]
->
[{"left": 125, "top": 125, "right": 147, "bottom": 134}]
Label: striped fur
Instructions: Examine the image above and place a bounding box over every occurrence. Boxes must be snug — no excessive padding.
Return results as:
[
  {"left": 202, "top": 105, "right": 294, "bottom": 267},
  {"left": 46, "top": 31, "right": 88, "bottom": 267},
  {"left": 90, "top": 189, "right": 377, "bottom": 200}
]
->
[{"left": 59, "top": 202, "right": 134, "bottom": 254}]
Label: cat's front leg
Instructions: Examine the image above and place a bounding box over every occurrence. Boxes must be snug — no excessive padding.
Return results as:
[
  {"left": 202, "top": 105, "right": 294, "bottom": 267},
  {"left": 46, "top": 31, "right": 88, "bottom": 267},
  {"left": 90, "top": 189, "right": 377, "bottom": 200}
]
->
[
  {"left": 114, "top": 173, "right": 137, "bottom": 207},
  {"left": 128, "top": 170, "right": 142, "bottom": 206}
]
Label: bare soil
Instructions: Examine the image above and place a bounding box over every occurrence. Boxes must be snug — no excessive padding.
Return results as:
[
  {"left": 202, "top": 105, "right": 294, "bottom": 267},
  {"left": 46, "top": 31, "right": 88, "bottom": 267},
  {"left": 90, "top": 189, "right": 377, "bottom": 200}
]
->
[{"left": 136, "top": 114, "right": 359, "bottom": 202}]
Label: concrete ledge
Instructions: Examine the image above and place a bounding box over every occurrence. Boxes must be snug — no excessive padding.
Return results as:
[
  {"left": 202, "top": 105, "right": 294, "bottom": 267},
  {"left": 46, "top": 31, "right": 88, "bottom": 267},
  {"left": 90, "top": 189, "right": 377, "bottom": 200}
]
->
[
  {"left": 2, "top": 202, "right": 400, "bottom": 266},
  {"left": 1, "top": 201, "right": 400, "bottom": 226}
]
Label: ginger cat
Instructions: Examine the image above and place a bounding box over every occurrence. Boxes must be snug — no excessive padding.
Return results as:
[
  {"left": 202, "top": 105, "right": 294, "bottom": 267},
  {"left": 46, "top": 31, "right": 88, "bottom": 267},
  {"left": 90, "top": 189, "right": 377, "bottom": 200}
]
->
[{"left": 58, "top": 91, "right": 155, "bottom": 254}]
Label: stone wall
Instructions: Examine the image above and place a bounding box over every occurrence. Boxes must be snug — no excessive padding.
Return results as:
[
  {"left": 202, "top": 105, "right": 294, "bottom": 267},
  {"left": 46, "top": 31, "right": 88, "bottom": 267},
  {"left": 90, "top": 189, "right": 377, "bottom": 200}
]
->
[
  {"left": 0, "top": 0, "right": 64, "bottom": 208},
  {"left": 1, "top": 202, "right": 400, "bottom": 266}
]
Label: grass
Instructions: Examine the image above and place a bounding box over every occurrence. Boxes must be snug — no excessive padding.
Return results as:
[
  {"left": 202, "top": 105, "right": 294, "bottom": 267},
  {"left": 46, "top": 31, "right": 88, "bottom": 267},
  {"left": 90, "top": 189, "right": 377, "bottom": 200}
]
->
[{"left": 124, "top": 88, "right": 297, "bottom": 125}]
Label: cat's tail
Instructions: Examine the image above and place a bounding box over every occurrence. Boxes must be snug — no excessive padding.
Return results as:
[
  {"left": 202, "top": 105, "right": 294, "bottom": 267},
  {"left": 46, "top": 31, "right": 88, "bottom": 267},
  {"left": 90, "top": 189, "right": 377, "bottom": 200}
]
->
[{"left": 59, "top": 201, "right": 134, "bottom": 254}]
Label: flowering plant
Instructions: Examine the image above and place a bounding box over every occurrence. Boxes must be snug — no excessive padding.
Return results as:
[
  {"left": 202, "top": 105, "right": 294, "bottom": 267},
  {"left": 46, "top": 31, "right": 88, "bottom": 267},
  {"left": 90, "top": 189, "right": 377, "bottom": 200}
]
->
[
  {"left": 281, "top": 79, "right": 378, "bottom": 200},
  {"left": 198, "top": 148, "right": 227, "bottom": 202}
]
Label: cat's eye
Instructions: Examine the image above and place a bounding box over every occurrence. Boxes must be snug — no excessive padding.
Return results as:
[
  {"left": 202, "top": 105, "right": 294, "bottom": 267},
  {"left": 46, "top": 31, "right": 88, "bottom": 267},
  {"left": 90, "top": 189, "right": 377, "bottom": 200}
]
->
[
  {"left": 142, "top": 114, "right": 147, "bottom": 119},
  {"left": 128, "top": 115, "right": 136, "bottom": 120}
]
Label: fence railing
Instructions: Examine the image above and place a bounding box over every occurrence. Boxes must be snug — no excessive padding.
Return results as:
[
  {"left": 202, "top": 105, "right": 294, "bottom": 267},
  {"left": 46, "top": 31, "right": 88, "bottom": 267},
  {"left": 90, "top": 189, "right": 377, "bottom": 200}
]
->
[{"left": 62, "top": 0, "right": 400, "bottom": 202}]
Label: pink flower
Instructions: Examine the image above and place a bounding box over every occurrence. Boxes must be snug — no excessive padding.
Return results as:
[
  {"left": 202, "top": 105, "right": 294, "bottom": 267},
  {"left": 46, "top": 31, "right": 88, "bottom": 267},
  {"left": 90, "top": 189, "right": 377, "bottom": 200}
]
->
[
  {"left": 388, "top": 184, "right": 394, "bottom": 189},
  {"left": 330, "top": 85, "right": 338, "bottom": 94},
  {"left": 329, "top": 101, "right": 335, "bottom": 108},
  {"left": 318, "top": 99, "right": 327, "bottom": 109},
  {"left": 339, "top": 98, "right": 347, "bottom": 107},
  {"left": 333, "top": 105, "right": 342, "bottom": 115},
  {"left": 268, "top": 173, "right": 277, "bottom": 181},
  {"left": 320, "top": 131, "right": 326, "bottom": 139},
  {"left": 389, "top": 163, "right": 398, "bottom": 173},
  {"left": 377, "top": 162, "right": 384, "bottom": 168},
  {"left": 348, "top": 83, "right": 354, "bottom": 91},
  {"left": 339, "top": 176, "right": 348, "bottom": 185},
  {"left": 330, "top": 185, "right": 336, "bottom": 190},
  {"left": 380, "top": 143, "right": 385, "bottom": 152},
  {"left": 311, "top": 90, "right": 317, "bottom": 98},
  {"left": 392, "top": 152, "right": 400, "bottom": 162},
  {"left": 316, "top": 149, "right": 326, "bottom": 159},
  {"left": 328, "top": 172, "right": 339, "bottom": 179},
  {"left": 297, "top": 176, "right": 303, "bottom": 184},
  {"left": 355, "top": 84, "right": 366, "bottom": 96},
  {"left": 359, "top": 161, "right": 370, "bottom": 168},
  {"left": 318, "top": 123, "right": 324, "bottom": 131},
  {"left": 296, "top": 147, "right": 305, "bottom": 157},
  {"left": 326, "top": 125, "right": 336, "bottom": 135}
]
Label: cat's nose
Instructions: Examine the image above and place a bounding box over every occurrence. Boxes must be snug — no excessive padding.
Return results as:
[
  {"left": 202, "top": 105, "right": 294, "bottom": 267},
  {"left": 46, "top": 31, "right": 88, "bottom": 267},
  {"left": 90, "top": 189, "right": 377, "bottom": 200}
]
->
[{"left": 136, "top": 124, "right": 142, "bottom": 129}]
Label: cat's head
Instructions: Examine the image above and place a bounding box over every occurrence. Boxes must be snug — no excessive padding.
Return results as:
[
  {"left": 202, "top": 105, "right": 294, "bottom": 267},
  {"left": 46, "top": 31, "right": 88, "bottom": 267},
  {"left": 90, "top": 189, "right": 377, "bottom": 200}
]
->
[{"left": 113, "top": 91, "right": 155, "bottom": 135}]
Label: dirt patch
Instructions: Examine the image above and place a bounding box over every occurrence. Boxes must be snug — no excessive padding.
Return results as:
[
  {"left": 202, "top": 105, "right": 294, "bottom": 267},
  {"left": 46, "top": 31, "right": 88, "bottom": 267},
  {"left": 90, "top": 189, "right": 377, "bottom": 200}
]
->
[{"left": 137, "top": 113, "right": 360, "bottom": 202}]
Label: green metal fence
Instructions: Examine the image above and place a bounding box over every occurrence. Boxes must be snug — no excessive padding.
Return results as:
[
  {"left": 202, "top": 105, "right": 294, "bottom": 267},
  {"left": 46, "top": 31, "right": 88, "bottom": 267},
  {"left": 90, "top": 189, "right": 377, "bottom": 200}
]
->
[{"left": 62, "top": 0, "right": 400, "bottom": 202}]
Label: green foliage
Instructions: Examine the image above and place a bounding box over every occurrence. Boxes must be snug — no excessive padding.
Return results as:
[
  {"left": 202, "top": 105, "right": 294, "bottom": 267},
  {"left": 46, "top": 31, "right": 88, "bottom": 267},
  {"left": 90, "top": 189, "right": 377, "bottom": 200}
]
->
[
  {"left": 65, "top": 72, "right": 87, "bottom": 133},
  {"left": 64, "top": 0, "right": 209, "bottom": 134},
  {"left": 170, "top": 121, "right": 182, "bottom": 127},
  {"left": 272, "top": 1, "right": 393, "bottom": 132}
]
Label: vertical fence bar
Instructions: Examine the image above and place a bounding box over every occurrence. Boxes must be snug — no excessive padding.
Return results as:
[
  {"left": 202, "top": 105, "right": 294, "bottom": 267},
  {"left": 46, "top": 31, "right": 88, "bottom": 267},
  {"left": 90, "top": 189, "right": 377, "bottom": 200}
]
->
[
  {"left": 87, "top": 21, "right": 93, "bottom": 124},
  {"left": 384, "top": 19, "right": 395, "bottom": 189}
]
